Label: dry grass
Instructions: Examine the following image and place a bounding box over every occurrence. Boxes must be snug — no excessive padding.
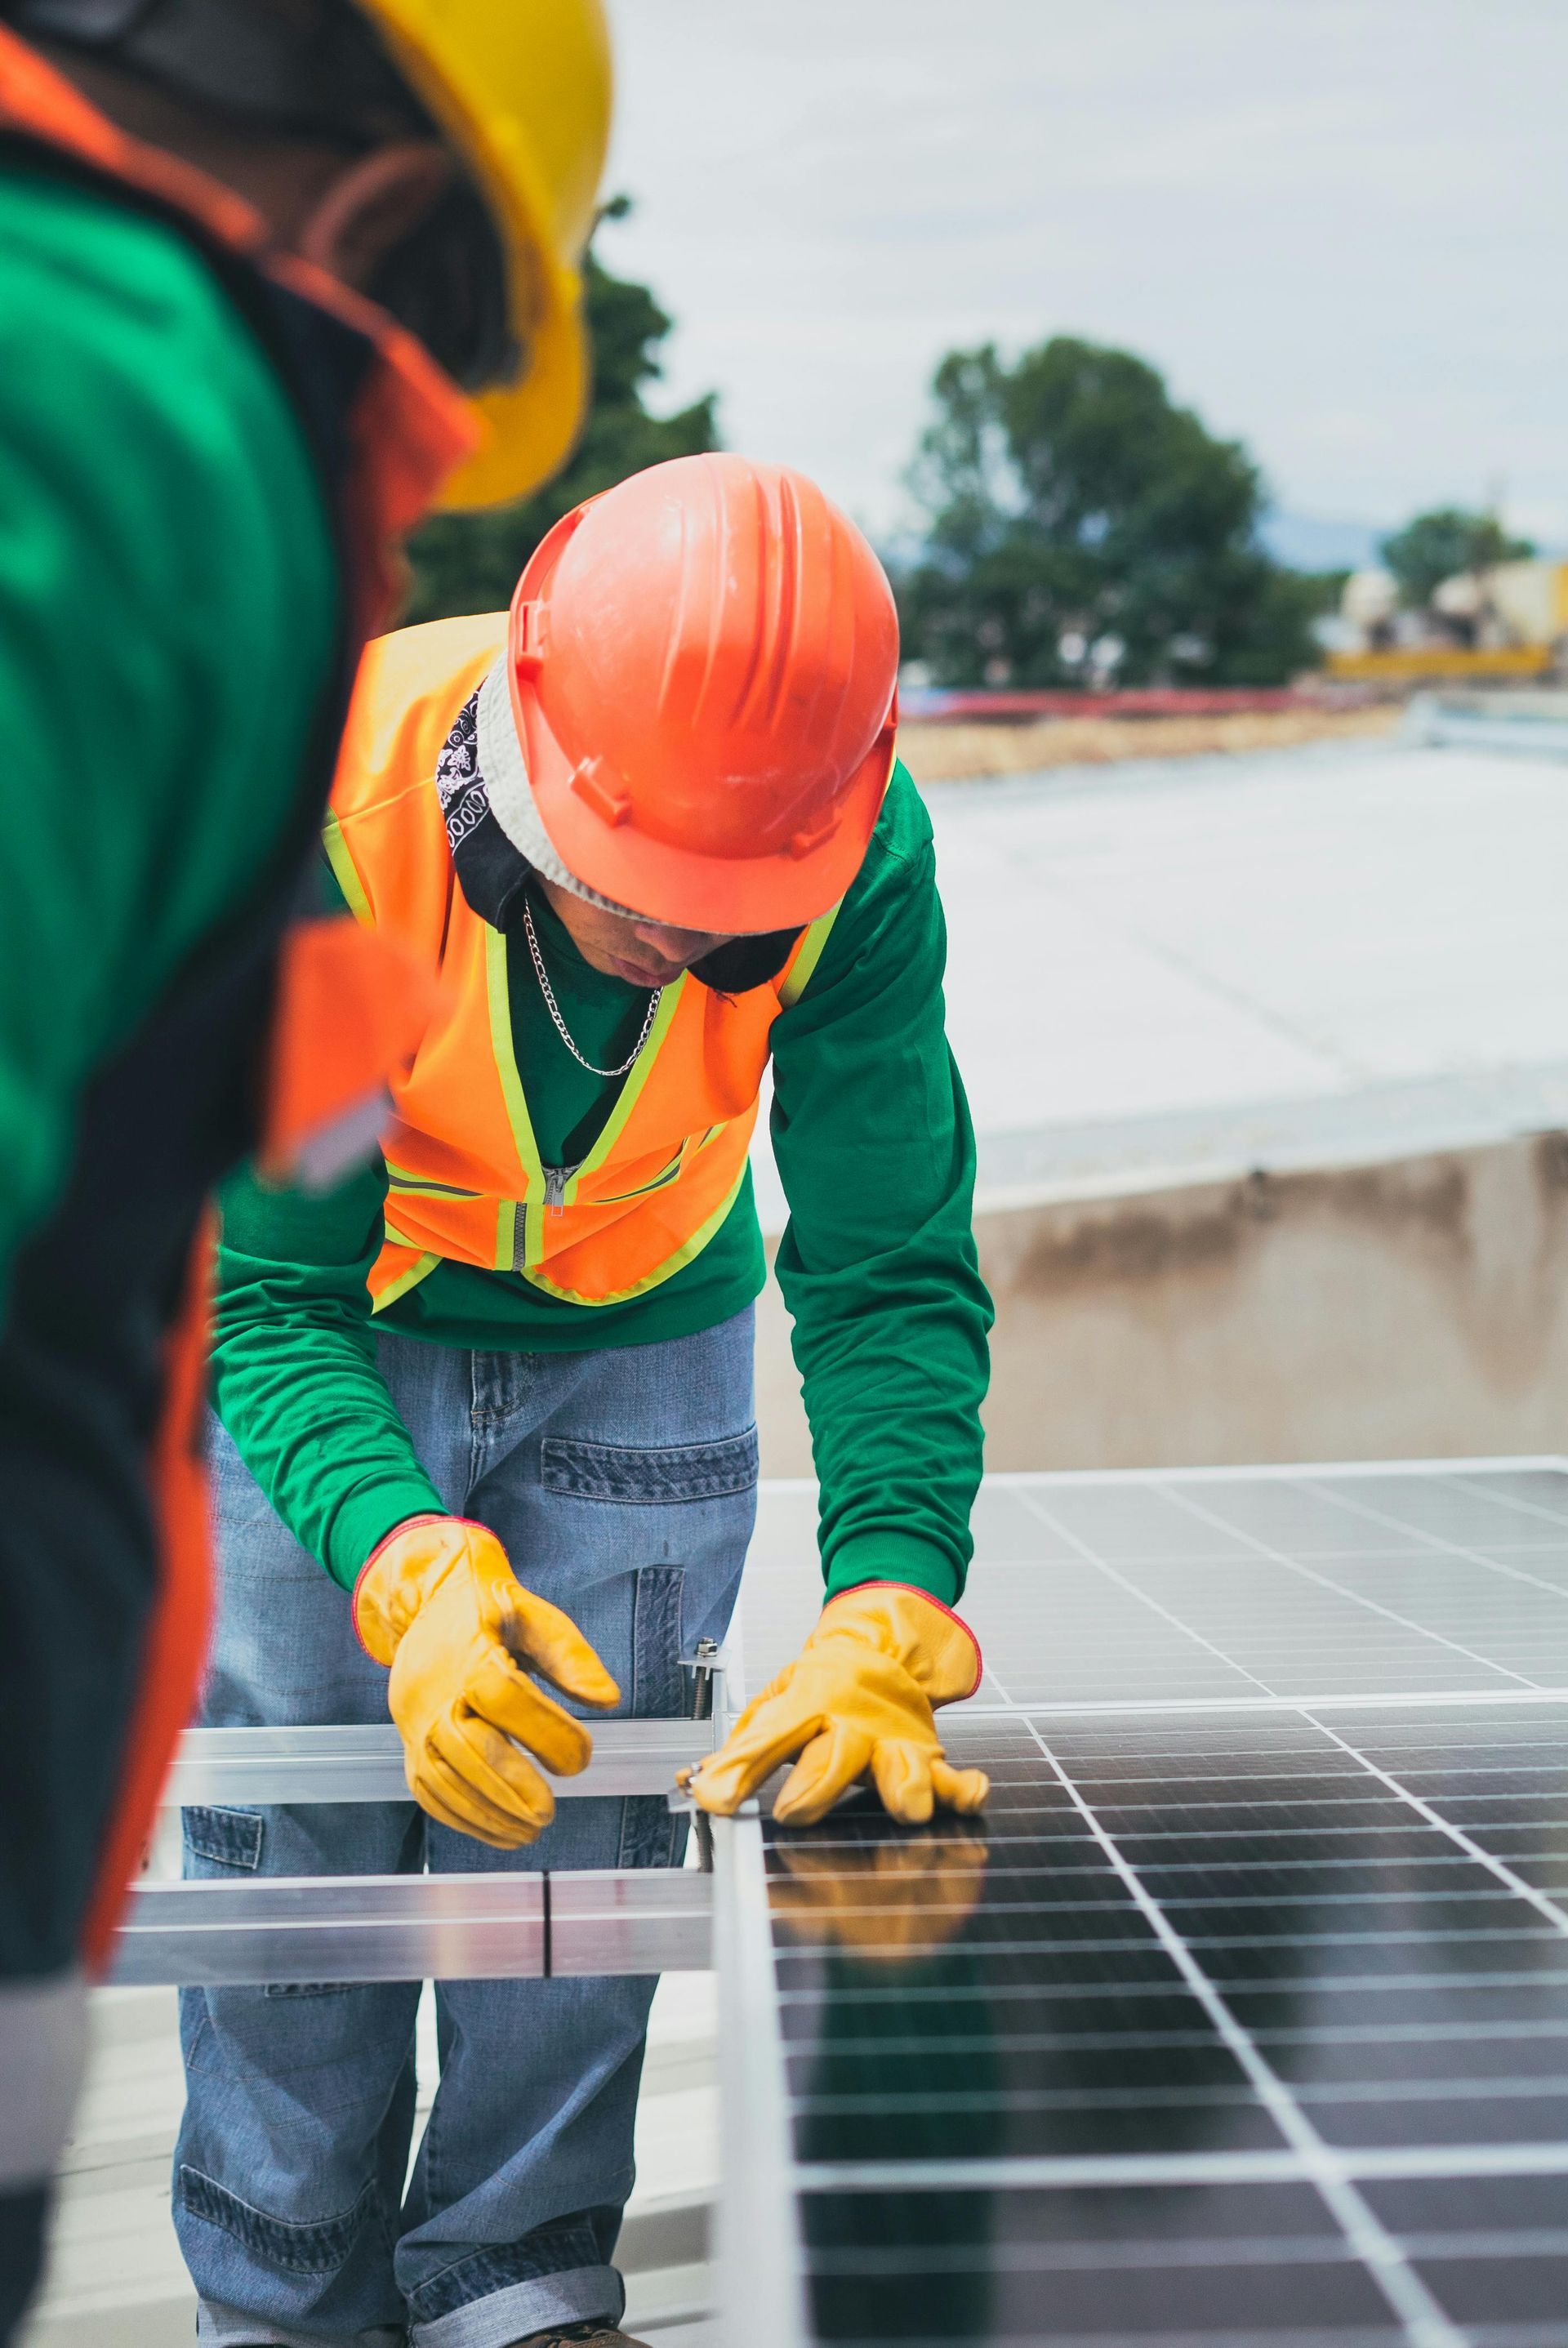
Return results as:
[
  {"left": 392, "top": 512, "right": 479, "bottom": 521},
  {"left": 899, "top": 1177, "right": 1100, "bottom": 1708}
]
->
[{"left": 897, "top": 702, "right": 1401, "bottom": 783}]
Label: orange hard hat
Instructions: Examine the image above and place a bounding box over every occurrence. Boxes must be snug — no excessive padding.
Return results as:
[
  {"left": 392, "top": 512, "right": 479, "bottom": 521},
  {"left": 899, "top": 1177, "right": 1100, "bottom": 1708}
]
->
[{"left": 504, "top": 453, "right": 900, "bottom": 931}]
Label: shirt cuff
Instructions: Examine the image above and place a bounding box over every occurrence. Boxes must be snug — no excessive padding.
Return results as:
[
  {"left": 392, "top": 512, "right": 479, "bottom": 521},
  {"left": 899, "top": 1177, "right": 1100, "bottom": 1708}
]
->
[
  {"left": 327, "top": 1478, "right": 447, "bottom": 1593},
  {"left": 822, "top": 1530, "right": 963, "bottom": 1609}
]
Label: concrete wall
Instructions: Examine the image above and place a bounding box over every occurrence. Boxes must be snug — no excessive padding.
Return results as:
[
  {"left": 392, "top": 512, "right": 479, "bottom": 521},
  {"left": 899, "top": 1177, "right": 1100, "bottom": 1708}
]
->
[{"left": 755, "top": 1131, "right": 1568, "bottom": 1474}]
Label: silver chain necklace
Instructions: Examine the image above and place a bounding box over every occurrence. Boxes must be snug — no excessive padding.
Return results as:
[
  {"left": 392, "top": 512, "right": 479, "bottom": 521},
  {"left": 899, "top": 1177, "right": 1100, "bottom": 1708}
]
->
[{"left": 521, "top": 900, "right": 662, "bottom": 1078}]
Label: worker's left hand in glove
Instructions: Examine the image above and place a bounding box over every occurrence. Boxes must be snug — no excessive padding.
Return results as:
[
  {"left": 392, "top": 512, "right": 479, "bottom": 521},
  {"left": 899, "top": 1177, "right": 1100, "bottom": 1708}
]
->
[
  {"left": 354, "top": 1514, "right": 620, "bottom": 1848},
  {"left": 684, "top": 1582, "right": 989, "bottom": 1826}
]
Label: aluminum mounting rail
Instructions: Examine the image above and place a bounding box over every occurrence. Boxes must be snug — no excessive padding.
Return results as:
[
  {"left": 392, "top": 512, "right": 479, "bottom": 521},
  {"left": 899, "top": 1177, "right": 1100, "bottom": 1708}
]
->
[
  {"left": 112, "top": 1866, "right": 713, "bottom": 1986},
  {"left": 164, "top": 1718, "right": 715, "bottom": 1807},
  {"left": 163, "top": 1641, "right": 728, "bottom": 1808}
]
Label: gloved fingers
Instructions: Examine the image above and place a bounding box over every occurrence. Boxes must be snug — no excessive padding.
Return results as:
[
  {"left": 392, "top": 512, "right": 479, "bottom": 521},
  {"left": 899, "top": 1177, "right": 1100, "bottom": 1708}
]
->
[
  {"left": 871, "top": 1737, "right": 936, "bottom": 1824},
  {"left": 930, "top": 1758, "right": 991, "bottom": 1815},
  {"left": 403, "top": 1742, "right": 542, "bottom": 1849},
  {"left": 483, "top": 1574, "right": 621, "bottom": 1711},
  {"left": 685, "top": 1695, "right": 827, "bottom": 1817},
  {"left": 427, "top": 1708, "right": 558, "bottom": 1840},
  {"left": 464, "top": 1646, "right": 595, "bottom": 1778},
  {"left": 773, "top": 1722, "right": 877, "bottom": 1827}
]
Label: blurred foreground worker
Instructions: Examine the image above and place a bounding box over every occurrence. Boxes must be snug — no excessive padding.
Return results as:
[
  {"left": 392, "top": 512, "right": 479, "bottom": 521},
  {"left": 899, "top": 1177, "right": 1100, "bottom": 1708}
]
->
[
  {"left": 188, "top": 450, "right": 992, "bottom": 2344},
  {"left": 0, "top": 0, "right": 610, "bottom": 2334}
]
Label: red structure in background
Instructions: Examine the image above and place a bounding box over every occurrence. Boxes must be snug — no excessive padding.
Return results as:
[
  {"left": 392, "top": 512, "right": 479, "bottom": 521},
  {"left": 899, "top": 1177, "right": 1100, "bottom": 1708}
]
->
[{"left": 902, "top": 684, "right": 1321, "bottom": 721}]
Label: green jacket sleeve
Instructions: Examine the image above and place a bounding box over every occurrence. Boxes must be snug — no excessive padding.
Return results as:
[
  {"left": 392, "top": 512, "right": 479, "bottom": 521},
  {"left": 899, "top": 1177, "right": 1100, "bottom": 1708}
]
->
[
  {"left": 0, "top": 172, "right": 336, "bottom": 1295},
  {"left": 212, "top": 1156, "right": 445, "bottom": 1589},
  {"left": 769, "top": 765, "right": 992, "bottom": 1606}
]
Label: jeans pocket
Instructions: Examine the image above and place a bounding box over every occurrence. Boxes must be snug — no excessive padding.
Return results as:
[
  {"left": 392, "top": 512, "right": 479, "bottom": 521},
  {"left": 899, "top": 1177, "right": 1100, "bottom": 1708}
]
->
[
  {"left": 541, "top": 1425, "right": 759, "bottom": 1504},
  {"left": 182, "top": 1806, "right": 262, "bottom": 1871}
]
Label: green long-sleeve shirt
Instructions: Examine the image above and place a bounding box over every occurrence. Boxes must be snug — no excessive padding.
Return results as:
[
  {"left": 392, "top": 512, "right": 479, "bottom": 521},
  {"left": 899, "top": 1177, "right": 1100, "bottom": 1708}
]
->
[
  {"left": 214, "top": 763, "right": 993, "bottom": 1603},
  {"left": 0, "top": 170, "right": 336, "bottom": 1296}
]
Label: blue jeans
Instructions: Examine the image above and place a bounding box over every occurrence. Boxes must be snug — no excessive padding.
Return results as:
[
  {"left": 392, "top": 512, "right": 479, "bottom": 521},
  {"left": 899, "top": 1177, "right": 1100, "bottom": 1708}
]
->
[{"left": 174, "top": 1312, "right": 757, "bottom": 2348}]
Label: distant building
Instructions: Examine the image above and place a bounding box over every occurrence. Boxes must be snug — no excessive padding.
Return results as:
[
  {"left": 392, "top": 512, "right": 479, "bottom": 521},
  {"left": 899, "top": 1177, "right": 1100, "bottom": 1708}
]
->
[{"left": 1328, "top": 556, "right": 1568, "bottom": 684}]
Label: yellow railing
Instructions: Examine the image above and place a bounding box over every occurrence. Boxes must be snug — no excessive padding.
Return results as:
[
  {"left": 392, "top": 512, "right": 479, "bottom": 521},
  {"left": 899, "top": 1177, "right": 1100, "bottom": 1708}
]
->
[{"left": 1326, "top": 645, "right": 1555, "bottom": 683}]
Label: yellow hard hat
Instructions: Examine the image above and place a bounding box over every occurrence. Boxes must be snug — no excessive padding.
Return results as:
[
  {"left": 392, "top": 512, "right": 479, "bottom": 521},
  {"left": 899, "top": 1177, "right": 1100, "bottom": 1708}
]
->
[{"left": 358, "top": 0, "right": 612, "bottom": 510}]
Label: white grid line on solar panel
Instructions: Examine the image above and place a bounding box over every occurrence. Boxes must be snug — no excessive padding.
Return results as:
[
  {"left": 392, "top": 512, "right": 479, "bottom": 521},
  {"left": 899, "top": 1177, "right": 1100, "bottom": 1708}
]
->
[
  {"left": 801, "top": 2230, "right": 1568, "bottom": 2276},
  {"left": 1005, "top": 1710, "right": 1467, "bottom": 2348},
  {"left": 774, "top": 1972, "right": 1568, "bottom": 2013},
  {"left": 801, "top": 2332, "right": 1419, "bottom": 2348},
  {"left": 1011, "top": 1712, "right": 1568, "bottom": 1752},
  {"left": 968, "top": 1549, "right": 1560, "bottom": 1706},
  {"left": 1057, "top": 1758, "right": 1568, "bottom": 1786},
  {"left": 788, "top": 2078, "right": 1568, "bottom": 2121},
  {"left": 951, "top": 1689, "right": 1568, "bottom": 1718},
  {"left": 803, "top": 2335, "right": 1566, "bottom": 2348},
  {"left": 1160, "top": 1472, "right": 1568, "bottom": 1554},
  {"left": 1287, "top": 1477, "right": 1568, "bottom": 1606},
  {"left": 1454, "top": 1472, "right": 1568, "bottom": 1530},
  {"left": 1132, "top": 1481, "right": 1549, "bottom": 1691},
  {"left": 1294, "top": 1712, "right": 1568, "bottom": 1940},
  {"left": 791, "top": 2146, "right": 1568, "bottom": 2190},
  {"left": 982, "top": 1459, "right": 1568, "bottom": 1490},
  {"left": 784, "top": 2020, "right": 1568, "bottom": 2057},
  {"left": 798, "top": 2329, "right": 1437, "bottom": 2348},
  {"left": 756, "top": 1464, "right": 1568, "bottom": 1499}
]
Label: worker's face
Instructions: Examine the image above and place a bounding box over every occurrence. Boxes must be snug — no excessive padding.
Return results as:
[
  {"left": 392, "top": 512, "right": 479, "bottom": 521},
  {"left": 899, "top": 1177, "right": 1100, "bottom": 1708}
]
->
[
  {"left": 537, "top": 878, "right": 736, "bottom": 989},
  {"left": 38, "top": 51, "right": 457, "bottom": 300}
]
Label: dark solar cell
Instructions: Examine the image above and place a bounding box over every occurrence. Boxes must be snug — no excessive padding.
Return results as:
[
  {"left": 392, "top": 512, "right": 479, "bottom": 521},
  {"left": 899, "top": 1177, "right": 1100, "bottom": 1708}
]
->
[{"left": 737, "top": 1468, "right": 1568, "bottom": 2344}]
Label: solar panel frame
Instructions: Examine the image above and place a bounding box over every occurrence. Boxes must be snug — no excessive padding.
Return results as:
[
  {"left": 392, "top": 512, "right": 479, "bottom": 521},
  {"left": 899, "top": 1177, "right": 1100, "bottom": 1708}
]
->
[{"left": 719, "top": 1459, "right": 1568, "bottom": 2347}]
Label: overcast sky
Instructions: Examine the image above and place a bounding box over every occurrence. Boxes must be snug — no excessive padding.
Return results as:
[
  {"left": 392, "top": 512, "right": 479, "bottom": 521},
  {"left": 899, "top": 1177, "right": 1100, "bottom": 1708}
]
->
[{"left": 599, "top": 0, "right": 1566, "bottom": 556}]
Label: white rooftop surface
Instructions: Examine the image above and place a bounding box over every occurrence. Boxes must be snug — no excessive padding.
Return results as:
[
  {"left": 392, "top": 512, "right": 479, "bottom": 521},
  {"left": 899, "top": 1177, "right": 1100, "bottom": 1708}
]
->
[{"left": 752, "top": 736, "right": 1568, "bottom": 1222}]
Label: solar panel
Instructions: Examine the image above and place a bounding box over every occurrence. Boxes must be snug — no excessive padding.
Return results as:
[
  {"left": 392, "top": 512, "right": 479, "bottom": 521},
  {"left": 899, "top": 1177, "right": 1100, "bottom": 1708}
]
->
[{"left": 720, "top": 1463, "right": 1568, "bottom": 2346}]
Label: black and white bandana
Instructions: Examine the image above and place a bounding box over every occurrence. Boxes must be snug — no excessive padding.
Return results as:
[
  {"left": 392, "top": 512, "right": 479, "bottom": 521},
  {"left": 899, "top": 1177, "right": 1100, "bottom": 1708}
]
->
[{"left": 434, "top": 686, "right": 532, "bottom": 931}]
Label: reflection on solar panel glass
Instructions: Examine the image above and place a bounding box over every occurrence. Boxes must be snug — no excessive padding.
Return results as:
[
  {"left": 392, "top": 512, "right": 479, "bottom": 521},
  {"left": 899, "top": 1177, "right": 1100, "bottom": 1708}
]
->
[{"left": 742, "top": 1466, "right": 1568, "bottom": 2345}]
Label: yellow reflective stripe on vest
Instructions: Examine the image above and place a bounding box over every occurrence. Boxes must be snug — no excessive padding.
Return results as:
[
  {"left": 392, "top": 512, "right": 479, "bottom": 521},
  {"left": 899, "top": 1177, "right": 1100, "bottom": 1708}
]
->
[
  {"left": 484, "top": 926, "right": 693, "bottom": 1260},
  {"left": 323, "top": 811, "right": 373, "bottom": 927},
  {"left": 483, "top": 924, "right": 547, "bottom": 1263},
  {"left": 370, "top": 1247, "right": 441, "bottom": 1314},
  {"left": 385, "top": 1161, "right": 484, "bottom": 1201},
  {"left": 518, "top": 1161, "right": 750, "bottom": 1308},
  {"left": 560, "top": 974, "right": 686, "bottom": 1205},
  {"left": 595, "top": 1147, "right": 686, "bottom": 1206},
  {"left": 778, "top": 903, "right": 840, "bottom": 1009},
  {"left": 494, "top": 1197, "right": 516, "bottom": 1273}
]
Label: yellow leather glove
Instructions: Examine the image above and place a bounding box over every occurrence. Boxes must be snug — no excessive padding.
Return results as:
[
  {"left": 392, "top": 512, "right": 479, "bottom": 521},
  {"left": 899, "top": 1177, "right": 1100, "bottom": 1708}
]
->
[
  {"left": 354, "top": 1515, "right": 620, "bottom": 1849},
  {"left": 685, "top": 1583, "right": 989, "bottom": 1826}
]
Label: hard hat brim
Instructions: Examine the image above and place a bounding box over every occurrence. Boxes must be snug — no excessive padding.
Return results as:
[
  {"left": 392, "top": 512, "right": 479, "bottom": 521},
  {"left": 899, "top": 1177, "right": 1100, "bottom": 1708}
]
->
[{"left": 513, "top": 667, "right": 898, "bottom": 933}]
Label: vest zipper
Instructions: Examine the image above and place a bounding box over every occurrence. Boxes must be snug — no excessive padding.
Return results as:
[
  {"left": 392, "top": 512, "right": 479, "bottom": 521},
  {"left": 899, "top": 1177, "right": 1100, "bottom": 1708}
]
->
[{"left": 541, "top": 1163, "right": 578, "bottom": 1218}]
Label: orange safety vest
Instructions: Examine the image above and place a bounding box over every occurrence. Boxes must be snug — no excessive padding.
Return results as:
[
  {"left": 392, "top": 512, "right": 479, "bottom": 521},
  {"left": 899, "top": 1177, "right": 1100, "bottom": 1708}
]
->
[
  {"left": 0, "top": 29, "right": 471, "bottom": 1970},
  {"left": 327, "top": 614, "right": 841, "bottom": 1313}
]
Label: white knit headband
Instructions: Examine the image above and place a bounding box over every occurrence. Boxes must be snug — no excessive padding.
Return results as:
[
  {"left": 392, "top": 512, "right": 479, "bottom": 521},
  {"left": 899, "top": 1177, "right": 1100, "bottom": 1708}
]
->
[{"left": 474, "top": 653, "right": 645, "bottom": 918}]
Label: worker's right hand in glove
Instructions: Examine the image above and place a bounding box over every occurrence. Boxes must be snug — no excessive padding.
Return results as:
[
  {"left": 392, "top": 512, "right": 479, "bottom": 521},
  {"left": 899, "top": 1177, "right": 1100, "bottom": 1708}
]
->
[
  {"left": 685, "top": 1582, "right": 990, "bottom": 1826},
  {"left": 354, "top": 1514, "right": 620, "bottom": 1848}
]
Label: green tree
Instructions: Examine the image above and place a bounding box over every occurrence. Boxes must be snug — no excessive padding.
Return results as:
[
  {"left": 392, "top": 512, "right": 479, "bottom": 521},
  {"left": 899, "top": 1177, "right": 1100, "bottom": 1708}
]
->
[
  {"left": 1379, "top": 507, "right": 1535, "bottom": 609},
  {"left": 897, "top": 336, "right": 1320, "bottom": 688},
  {"left": 403, "top": 198, "right": 718, "bottom": 624}
]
